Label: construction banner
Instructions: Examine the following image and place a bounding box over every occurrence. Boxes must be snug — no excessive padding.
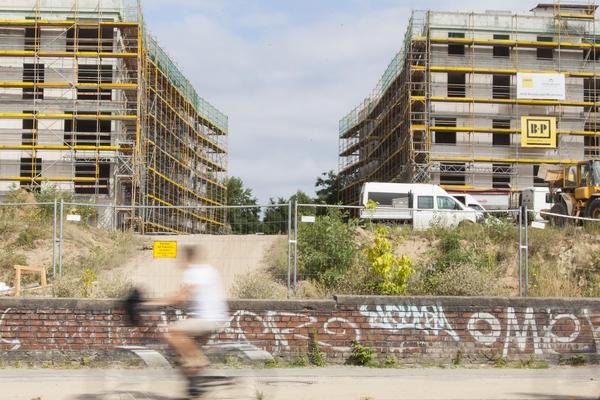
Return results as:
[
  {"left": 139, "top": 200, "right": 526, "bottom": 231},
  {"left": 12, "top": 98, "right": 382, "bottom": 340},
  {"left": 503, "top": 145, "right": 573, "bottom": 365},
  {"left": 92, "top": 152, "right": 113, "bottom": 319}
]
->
[{"left": 520, "top": 116, "right": 557, "bottom": 148}]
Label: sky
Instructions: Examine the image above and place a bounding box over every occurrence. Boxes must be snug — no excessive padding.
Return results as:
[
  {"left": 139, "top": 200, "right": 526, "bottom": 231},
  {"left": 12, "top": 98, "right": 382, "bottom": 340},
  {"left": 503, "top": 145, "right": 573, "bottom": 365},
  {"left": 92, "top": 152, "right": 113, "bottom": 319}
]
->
[{"left": 142, "top": 0, "right": 527, "bottom": 203}]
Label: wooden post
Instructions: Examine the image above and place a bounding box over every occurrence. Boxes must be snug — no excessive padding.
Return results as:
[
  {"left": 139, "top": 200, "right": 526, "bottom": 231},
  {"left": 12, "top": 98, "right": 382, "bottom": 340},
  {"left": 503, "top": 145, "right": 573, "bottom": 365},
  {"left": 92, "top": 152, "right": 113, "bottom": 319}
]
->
[
  {"left": 14, "top": 266, "right": 21, "bottom": 297},
  {"left": 14, "top": 265, "right": 46, "bottom": 296},
  {"left": 40, "top": 267, "right": 46, "bottom": 288}
]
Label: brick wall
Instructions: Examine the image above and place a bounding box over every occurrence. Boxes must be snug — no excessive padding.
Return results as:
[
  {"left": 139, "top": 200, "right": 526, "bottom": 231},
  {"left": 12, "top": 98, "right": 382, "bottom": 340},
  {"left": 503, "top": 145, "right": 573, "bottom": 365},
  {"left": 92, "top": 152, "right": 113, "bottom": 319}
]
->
[{"left": 0, "top": 296, "right": 599, "bottom": 365}]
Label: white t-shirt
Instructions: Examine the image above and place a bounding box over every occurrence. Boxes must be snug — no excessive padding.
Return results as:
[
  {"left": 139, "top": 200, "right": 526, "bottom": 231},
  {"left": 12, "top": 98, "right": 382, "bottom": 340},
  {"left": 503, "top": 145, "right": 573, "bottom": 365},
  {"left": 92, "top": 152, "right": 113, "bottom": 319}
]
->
[{"left": 183, "top": 264, "right": 229, "bottom": 322}]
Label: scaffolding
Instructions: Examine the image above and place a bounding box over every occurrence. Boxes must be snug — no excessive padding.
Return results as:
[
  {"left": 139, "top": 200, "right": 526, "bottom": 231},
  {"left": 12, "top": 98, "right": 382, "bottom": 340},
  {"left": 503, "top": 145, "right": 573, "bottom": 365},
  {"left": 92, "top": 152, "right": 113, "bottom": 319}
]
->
[
  {"left": 0, "top": 0, "right": 228, "bottom": 233},
  {"left": 339, "top": 1, "right": 600, "bottom": 205}
]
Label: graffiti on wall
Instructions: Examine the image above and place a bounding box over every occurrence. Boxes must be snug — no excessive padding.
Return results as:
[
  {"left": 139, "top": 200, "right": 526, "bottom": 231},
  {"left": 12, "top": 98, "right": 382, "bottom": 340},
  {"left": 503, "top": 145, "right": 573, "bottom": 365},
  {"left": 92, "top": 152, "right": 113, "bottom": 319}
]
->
[
  {"left": 0, "top": 303, "right": 599, "bottom": 359},
  {"left": 0, "top": 308, "right": 20, "bottom": 350},
  {"left": 359, "top": 304, "right": 600, "bottom": 357},
  {"left": 209, "top": 310, "right": 361, "bottom": 352}
]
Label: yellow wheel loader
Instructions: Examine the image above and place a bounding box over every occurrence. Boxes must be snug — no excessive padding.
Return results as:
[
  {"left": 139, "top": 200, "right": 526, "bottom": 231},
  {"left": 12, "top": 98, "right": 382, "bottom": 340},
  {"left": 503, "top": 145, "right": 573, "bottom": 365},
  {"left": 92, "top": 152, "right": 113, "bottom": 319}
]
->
[{"left": 543, "top": 160, "right": 600, "bottom": 225}]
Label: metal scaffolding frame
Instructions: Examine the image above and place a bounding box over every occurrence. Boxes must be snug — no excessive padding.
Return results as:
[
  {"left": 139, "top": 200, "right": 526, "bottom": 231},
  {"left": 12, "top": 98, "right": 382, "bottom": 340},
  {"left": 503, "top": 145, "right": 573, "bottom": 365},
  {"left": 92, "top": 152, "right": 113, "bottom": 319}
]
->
[
  {"left": 0, "top": 0, "right": 228, "bottom": 233},
  {"left": 339, "top": 1, "right": 600, "bottom": 205}
]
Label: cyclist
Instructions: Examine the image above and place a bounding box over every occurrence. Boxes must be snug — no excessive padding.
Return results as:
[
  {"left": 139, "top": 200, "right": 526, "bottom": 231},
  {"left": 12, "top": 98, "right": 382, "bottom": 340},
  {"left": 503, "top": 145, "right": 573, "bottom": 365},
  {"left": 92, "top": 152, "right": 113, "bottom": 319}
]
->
[{"left": 146, "top": 244, "right": 229, "bottom": 378}]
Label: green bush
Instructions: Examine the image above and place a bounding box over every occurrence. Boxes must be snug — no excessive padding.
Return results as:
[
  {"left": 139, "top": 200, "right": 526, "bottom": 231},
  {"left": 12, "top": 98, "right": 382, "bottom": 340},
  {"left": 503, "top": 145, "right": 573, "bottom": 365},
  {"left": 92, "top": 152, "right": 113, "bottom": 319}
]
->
[
  {"left": 347, "top": 341, "right": 375, "bottom": 366},
  {"left": 298, "top": 209, "right": 358, "bottom": 287},
  {"left": 33, "top": 185, "right": 73, "bottom": 221},
  {"left": 363, "top": 227, "right": 414, "bottom": 295}
]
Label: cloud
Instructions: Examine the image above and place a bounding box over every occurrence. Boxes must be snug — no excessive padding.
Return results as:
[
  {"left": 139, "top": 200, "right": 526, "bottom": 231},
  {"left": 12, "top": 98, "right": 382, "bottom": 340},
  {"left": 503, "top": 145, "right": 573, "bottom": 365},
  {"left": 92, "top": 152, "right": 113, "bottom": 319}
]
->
[{"left": 142, "top": 0, "right": 533, "bottom": 203}]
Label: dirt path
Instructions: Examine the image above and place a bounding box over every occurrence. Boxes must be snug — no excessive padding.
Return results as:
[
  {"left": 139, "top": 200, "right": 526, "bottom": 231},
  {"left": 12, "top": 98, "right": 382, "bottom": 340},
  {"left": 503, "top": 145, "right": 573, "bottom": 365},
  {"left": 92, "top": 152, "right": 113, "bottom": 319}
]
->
[{"left": 124, "top": 234, "right": 284, "bottom": 298}]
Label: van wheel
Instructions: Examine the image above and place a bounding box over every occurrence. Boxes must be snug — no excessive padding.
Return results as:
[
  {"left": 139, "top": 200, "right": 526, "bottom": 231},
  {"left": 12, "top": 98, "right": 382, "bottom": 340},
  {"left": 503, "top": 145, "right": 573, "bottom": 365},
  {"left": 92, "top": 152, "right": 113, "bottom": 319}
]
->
[{"left": 586, "top": 198, "right": 600, "bottom": 220}]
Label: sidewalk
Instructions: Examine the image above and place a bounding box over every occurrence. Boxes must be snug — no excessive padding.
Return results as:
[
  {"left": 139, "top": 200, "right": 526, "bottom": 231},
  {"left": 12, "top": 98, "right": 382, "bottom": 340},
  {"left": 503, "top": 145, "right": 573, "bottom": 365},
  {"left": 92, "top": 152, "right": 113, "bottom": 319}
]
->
[{"left": 1, "top": 366, "right": 599, "bottom": 400}]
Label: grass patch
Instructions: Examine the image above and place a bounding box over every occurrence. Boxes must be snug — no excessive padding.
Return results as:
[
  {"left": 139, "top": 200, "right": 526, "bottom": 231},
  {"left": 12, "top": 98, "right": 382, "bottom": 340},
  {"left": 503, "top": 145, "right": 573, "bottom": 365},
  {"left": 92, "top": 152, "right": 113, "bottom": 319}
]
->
[{"left": 231, "top": 271, "right": 287, "bottom": 299}]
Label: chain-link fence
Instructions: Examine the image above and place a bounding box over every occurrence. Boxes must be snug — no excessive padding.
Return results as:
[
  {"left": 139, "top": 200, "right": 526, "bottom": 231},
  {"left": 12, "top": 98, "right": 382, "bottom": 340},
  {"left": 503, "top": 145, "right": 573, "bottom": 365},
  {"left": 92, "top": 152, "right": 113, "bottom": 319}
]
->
[
  {"left": 2, "top": 198, "right": 599, "bottom": 299},
  {"left": 53, "top": 202, "right": 292, "bottom": 299},
  {"left": 0, "top": 201, "right": 58, "bottom": 296},
  {"left": 293, "top": 203, "right": 527, "bottom": 298}
]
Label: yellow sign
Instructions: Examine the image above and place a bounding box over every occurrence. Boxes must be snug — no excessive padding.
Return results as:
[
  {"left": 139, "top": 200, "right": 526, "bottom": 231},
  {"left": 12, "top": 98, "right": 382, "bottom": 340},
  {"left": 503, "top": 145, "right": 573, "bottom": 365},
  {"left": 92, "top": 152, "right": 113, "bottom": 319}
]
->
[
  {"left": 153, "top": 241, "right": 177, "bottom": 258},
  {"left": 521, "top": 116, "right": 557, "bottom": 148},
  {"left": 522, "top": 76, "right": 534, "bottom": 88}
]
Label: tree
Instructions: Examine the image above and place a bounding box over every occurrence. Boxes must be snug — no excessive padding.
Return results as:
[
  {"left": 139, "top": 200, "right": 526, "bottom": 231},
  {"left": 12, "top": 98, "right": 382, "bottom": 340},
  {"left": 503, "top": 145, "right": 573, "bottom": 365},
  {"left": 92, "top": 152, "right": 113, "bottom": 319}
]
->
[
  {"left": 289, "top": 190, "right": 314, "bottom": 206},
  {"left": 262, "top": 197, "right": 288, "bottom": 234},
  {"left": 226, "top": 177, "right": 260, "bottom": 234},
  {"left": 315, "top": 170, "right": 339, "bottom": 204}
]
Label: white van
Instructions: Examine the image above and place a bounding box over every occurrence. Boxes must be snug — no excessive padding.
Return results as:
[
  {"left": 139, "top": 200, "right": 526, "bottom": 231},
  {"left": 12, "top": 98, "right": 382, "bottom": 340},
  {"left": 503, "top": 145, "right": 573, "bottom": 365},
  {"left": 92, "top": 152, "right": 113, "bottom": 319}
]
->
[
  {"left": 449, "top": 193, "right": 486, "bottom": 211},
  {"left": 360, "top": 182, "right": 482, "bottom": 229},
  {"left": 520, "top": 187, "right": 551, "bottom": 221}
]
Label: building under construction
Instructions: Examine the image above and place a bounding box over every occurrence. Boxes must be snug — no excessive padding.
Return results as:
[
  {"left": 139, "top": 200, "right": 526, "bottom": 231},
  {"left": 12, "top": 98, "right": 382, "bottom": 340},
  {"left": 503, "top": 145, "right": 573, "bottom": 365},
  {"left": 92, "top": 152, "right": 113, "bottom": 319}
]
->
[
  {"left": 339, "top": 2, "right": 600, "bottom": 207},
  {"left": 0, "top": 0, "right": 228, "bottom": 233}
]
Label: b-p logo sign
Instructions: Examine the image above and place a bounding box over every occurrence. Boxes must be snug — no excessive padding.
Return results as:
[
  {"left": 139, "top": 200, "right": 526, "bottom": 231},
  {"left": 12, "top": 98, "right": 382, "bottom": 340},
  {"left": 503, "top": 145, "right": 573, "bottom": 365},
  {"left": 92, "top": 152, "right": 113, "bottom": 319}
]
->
[{"left": 521, "top": 116, "right": 556, "bottom": 148}]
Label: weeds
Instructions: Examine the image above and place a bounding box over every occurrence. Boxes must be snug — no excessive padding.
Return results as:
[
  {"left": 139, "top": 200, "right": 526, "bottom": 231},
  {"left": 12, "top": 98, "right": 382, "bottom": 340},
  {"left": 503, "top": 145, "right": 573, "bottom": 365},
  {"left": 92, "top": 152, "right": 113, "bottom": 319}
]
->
[
  {"left": 290, "top": 354, "right": 309, "bottom": 367},
  {"left": 347, "top": 341, "right": 375, "bottom": 366},
  {"left": 561, "top": 354, "right": 587, "bottom": 366},
  {"left": 223, "top": 355, "right": 242, "bottom": 368},
  {"left": 231, "top": 271, "right": 287, "bottom": 299},
  {"left": 453, "top": 345, "right": 465, "bottom": 366},
  {"left": 308, "top": 329, "right": 326, "bottom": 366},
  {"left": 384, "top": 355, "right": 398, "bottom": 368},
  {"left": 14, "top": 224, "right": 48, "bottom": 249}
]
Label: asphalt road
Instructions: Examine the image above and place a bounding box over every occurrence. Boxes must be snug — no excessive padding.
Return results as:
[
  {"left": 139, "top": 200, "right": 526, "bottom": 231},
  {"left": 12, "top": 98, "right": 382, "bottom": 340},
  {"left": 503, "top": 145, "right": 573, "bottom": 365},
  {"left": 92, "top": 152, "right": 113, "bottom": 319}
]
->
[{"left": 2, "top": 366, "right": 599, "bottom": 400}]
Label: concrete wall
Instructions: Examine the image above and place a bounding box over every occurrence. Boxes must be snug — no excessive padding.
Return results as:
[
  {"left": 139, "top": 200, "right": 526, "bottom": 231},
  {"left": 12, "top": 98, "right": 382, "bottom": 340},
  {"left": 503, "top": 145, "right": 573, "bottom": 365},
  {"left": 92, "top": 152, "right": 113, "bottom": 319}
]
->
[{"left": 0, "top": 296, "right": 599, "bottom": 365}]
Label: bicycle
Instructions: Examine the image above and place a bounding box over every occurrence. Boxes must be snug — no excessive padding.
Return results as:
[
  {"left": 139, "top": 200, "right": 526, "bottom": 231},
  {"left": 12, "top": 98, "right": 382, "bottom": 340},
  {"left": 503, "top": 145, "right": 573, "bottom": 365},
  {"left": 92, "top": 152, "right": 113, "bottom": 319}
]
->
[{"left": 75, "top": 288, "right": 275, "bottom": 400}]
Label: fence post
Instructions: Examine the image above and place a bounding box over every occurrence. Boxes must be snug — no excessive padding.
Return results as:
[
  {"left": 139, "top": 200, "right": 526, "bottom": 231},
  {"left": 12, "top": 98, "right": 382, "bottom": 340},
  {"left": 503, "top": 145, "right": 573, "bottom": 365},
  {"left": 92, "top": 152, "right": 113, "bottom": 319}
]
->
[
  {"left": 518, "top": 207, "right": 523, "bottom": 297},
  {"left": 113, "top": 203, "right": 117, "bottom": 231},
  {"left": 287, "top": 202, "right": 292, "bottom": 297},
  {"left": 59, "top": 199, "right": 64, "bottom": 276},
  {"left": 52, "top": 198, "right": 57, "bottom": 278},
  {"left": 293, "top": 201, "right": 298, "bottom": 291},
  {"left": 524, "top": 204, "right": 529, "bottom": 297}
]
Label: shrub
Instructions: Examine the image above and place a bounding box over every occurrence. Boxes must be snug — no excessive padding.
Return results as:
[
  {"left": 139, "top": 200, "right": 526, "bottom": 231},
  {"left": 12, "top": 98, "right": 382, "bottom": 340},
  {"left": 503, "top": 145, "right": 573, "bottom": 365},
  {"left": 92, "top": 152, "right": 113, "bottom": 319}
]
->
[
  {"left": 429, "top": 263, "right": 498, "bottom": 296},
  {"left": 231, "top": 271, "right": 287, "bottom": 299},
  {"left": 14, "top": 224, "right": 47, "bottom": 249},
  {"left": 363, "top": 227, "right": 414, "bottom": 295},
  {"left": 290, "top": 354, "right": 309, "bottom": 367},
  {"left": 347, "top": 341, "right": 375, "bottom": 366},
  {"left": 0, "top": 250, "right": 27, "bottom": 284},
  {"left": 528, "top": 262, "right": 579, "bottom": 297},
  {"left": 96, "top": 271, "right": 133, "bottom": 298},
  {"left": 298, "top": 209, "right": 358, "bottom": 287},
  {"left": 308, "top": 328, "right": 326, "bottom": 366},
  {"left": 80, "top": 268, "right": 97, "bottom": 297},
  {"left": 410, "top": 227, "right": 500, "bottom": 296},
  {"left": 294, "top": 280, "right": 328, "bottom": 299},
  {"left": 52, "top": 274, "right": 83, "bottom": 298},
  {"left": 33, "top": 185, "right": 73, "bottom": 221}
]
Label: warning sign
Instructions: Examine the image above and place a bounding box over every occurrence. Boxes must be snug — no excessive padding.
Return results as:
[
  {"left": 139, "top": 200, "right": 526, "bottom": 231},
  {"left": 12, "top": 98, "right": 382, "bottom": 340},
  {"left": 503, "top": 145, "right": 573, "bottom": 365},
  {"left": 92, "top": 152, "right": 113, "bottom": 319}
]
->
[
  {"left": 521, "top": 116, "right": 557, "bottom": 148},
  {"left": 153, "top": 241, "right": 177, "bottom": 258}
]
